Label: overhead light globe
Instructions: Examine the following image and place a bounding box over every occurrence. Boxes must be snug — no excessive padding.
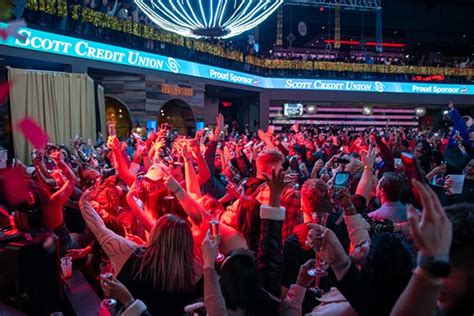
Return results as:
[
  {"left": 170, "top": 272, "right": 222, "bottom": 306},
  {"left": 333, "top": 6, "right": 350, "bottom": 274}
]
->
[
  {"left": 362, "top": 105, "right": 374, "bottom": 116},
  {"left": 415, "top": 107, "right": 426, "bottom": 117},
  {"left": 306, "top": 105, "right": 317, "bottom": 114},
  {"left": 135, "top": 0, "right": 283, "bottom": 39}
]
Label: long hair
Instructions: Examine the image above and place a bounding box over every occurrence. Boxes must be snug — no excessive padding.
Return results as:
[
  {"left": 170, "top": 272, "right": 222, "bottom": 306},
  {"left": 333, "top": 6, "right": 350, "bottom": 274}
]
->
[
  {"left": 235, "top": 196, "right": 261, "bottom": 253},
  {"left": 220, "top": 250, "right": 272, "bottom": 316},
  {"left": 136, "top": 214, "right": 195, "bottom": 293},
  {"left": 364, "top": 233, "right": 415, "bottom": 315}
]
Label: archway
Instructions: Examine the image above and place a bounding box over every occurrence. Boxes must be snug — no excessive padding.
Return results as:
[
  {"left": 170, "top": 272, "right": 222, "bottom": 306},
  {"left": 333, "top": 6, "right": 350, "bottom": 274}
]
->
[
  {"left": 105, "top": 97, "right": 133, "bottom": 139},
  {"left": 158, "top": 99, "right": 195, "bottom": 136}
]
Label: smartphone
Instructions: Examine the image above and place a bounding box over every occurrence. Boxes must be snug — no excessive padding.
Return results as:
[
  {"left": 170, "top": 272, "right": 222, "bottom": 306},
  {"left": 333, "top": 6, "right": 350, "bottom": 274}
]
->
[
  {"left": 401, "top": 152, "right": 427, "bottom": 184},
  {"left": 394, "top": 158, "right": 402, "bottom": 166},
  {"left": 108, "top": 121, "right": 116, "bottom": 137},
  {"left": 334, "top": 172, "right": 350, "bottom": 189}
]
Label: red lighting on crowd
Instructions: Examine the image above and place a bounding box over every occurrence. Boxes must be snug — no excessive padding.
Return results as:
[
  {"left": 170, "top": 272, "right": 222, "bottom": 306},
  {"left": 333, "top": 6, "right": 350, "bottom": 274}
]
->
[{"left": 324, "top": 39, "right": 406, "bottom": 48}]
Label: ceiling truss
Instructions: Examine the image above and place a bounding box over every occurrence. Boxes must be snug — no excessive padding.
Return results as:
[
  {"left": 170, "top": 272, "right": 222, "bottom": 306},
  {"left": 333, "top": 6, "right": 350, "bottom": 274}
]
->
[{"left": 285, "top": 0, "right": 381, "bottom": 11}]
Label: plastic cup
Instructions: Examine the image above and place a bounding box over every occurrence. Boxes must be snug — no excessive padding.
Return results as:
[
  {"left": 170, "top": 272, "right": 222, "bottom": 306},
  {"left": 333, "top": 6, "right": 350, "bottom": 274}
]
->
[{"left": 60, "top": 256, "right": 72, "bottom": 279}]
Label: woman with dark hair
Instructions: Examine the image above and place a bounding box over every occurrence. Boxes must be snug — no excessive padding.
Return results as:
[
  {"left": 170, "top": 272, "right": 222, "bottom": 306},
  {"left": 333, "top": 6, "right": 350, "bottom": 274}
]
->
[
  {"left": 201, "top": 169, "right": 285, "bottom": 316},
  {"left": 234, "top": 196, "right": 261, "bottom": 253},
  {"left": 301, "top": 216, "right": 416, "bottom": 316},
  {"left": 414, "top": 140, "right": 434, "bottom": 175}
]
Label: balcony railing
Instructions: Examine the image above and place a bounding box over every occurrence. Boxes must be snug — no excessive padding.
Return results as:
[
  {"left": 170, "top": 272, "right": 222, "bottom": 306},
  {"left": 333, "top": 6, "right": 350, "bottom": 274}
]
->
[{"left": 23, "top": 0, "right": 474, "bottom": 81}]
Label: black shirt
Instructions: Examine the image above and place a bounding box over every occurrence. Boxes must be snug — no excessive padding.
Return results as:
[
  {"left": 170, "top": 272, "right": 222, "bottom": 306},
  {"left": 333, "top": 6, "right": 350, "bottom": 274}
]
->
[{"left": 117, "top": 249, "right": 203, "bottom": 316}]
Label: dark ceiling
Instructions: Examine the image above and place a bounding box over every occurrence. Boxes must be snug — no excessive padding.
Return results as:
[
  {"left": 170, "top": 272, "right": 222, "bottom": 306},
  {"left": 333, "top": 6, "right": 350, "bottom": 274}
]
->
[{"left": 230, "top": 0, "right": 474, "bottom": 56}]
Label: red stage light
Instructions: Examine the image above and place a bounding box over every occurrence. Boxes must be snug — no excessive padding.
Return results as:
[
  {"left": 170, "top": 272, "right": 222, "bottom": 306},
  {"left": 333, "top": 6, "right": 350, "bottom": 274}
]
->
[
  {"left": 221, "top": 101, "right": 232, "bottom": 107},
  {"left": 324, "top": 39, "right": 406, "bottom": 48}
]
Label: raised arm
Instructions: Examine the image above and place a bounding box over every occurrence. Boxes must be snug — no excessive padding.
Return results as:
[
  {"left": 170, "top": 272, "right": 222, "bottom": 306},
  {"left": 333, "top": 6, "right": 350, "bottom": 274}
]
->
[
  {"left": 281, "top": 260, "right": 314, "bottom": 316},
  {"left": 183, "top": 145, "right": 204, "bottom": 200},
  {"left": 43, "top": 151, "right": 78, "bottom": 229},
  {"left": 34, "top": 160, "right": 57, "bottom": 188},
  {"left": 447, "top": 102, "right": 470, "bottom": 142},
  {"left": 355, "top": 145, "right": 376, "bottom": 201},
  {"left": 190, "top": 134, "right": 211, "bottom": 186},
  {"left": 79, "top": 190, "right": 137, "bottom": 273},
  {"left": 257, "top": 168, "right": 285, "bottom": 298},
  {"left": 390, "top": 179, "right": 452, "bottom": 316},
  {"left": 201, "top": 232, "right": 228, "bottom": 316},
  {"left": 107, "top": 136, "right": 135, "bottom": 187},
  {"left": 165, "top": 175, "right": 204, "bottom": 226},
  {"left": 375, "top": 135, "right": 395, "bottom": 174},
  {"left": 126, "top": 183, "right": 154, "bottom": 233},
  {"left": 203, "top": 114, "right": 224, "bottom": 173}
]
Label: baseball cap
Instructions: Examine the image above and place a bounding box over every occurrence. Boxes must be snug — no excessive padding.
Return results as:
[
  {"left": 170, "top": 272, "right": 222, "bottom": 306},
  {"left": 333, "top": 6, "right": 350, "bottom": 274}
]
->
[{"left": 144, "top": 163, "right": 169, "bottom": 182}]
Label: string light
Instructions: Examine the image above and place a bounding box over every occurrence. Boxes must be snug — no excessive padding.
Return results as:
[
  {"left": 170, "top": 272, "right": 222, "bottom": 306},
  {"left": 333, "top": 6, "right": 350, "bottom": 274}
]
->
[{"left": 134, "top": 0, "right": 283, "bottom": 39}]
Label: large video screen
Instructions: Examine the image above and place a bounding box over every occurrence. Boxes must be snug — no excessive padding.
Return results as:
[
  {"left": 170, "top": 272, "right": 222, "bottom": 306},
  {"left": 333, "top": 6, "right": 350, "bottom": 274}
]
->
[{"left": 283, "top": 103, "right": 304, "bottom": 116}]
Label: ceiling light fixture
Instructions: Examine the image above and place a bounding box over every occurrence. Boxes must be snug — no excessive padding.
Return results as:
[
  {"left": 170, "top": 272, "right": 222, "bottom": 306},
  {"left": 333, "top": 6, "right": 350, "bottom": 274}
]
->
[{"left": 135, "top": 0, "right": 283, "bottom": 39}]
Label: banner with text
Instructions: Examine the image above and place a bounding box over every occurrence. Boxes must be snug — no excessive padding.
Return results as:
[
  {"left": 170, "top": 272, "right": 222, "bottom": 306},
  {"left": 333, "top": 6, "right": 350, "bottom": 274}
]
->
[{"left": 1, "top": 24, "right": 473, "bottom": 95}]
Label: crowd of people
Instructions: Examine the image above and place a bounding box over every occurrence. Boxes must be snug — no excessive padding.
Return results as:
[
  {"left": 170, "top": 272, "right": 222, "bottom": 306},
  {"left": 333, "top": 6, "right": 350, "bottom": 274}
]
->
[
  {"left": 1, "top": 101, "right": 474, "bottom": 316},
  {"left": 270, "top": 51, "right": 473, "bottom": 69}
]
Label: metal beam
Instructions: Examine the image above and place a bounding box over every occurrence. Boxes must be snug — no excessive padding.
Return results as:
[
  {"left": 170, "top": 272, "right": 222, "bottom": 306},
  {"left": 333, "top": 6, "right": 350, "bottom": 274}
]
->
[{"left": 285, "top": 0, "right": 381, "bottom": 11}]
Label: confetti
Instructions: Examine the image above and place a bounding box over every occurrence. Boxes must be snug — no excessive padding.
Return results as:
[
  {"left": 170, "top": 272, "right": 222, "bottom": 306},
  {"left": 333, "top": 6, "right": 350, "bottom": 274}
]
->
[{"left": 16, "top": 117, "right": 50, "bottom": 149}]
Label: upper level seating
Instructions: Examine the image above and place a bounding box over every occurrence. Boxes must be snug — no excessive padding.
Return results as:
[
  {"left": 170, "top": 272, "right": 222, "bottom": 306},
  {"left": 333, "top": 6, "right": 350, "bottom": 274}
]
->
[{"left": 21, "top": 0, "right": 474, "bottom": 82}]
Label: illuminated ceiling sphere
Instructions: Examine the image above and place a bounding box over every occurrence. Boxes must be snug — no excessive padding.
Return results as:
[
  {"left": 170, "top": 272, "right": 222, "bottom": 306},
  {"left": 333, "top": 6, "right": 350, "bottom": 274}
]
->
[
  {"left": 362, "top": 105, "right": 374, "bottom": 116},
  {"left": 135, "top": 0, "right": 284, "bottom": 39}
]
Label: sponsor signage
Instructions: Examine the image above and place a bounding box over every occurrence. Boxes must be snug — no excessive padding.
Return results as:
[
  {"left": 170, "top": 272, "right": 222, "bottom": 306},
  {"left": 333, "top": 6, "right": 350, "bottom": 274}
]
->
[
  {"left": 161, "top": 84, "right": 193, "bottom": 97},
  {"left": 1, "top": 24, "right": 474, "bottom": 95}
]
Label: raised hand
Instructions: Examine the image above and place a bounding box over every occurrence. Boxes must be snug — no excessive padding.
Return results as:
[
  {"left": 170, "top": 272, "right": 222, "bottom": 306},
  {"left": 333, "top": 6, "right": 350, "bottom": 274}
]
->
[
  {"left": 107, "top": 136, "right": 120, "bottom": 151},
  {"left": 182, "top": 143, "right": 192, "bottom": 161},
  {"left": 49, "top": 150, "right": 65, "bottom": 163},
  {"left": 101, "top": 277, "right": 135, "bottom": 307},
  {"left": 66, "top": 246, "right": 92, "bottom": 260},
  {"left": 226, "top": 182, "right": 241, "bottom": 199},
  {"left": 201, "top": 230, "right": 220, "bottom": 269},
  {"left": 306, "top": 224, "right": 348, "bottom": 268},
  {"left": 213, "top": 114, "right": 225, "bottom": 141},
  {"left": 361, "top": 144, "right": 376, "bottom": 168},
  {"left": 430, "top": 164, "right": 447, "bottom": 175},
  {"left": 257, "top": 129, "right": 267, "bottom": 142},
  {"left": 296, "top": 259, "right": 316, "bottom": 287},
  {"left": 263, "top": 168, "right": 284, "bottom": 207},
  {"left": 188, "top": 138, "right": 201, "bottom": 158},
  {"left": 407, "top": 179, "right": 452, "bottom": 257},
  {"left": 195, "top": 129, "right": 204, "bottom": 140},
  {"left": 157, "top": 124, "right": 167, "bottom": 138}
]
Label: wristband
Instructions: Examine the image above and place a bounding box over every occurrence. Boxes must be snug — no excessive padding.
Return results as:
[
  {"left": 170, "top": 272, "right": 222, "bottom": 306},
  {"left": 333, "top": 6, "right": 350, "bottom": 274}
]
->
[
  {"left": 332, "top": 256, "right": 351, "bottom": 273},
  {"left": 124, "top": 298, "right": 135, "bottom": 309}
]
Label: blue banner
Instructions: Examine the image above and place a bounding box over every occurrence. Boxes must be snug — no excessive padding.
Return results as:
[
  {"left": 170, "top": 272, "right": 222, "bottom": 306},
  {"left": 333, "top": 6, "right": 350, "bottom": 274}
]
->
[{"left": 1, "top": 24, "right": 474, "bottom": 95}]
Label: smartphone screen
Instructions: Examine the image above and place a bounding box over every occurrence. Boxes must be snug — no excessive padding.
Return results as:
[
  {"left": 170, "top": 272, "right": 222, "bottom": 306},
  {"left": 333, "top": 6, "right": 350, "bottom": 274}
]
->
[
  {"left": 394, "top": 158, "right": 402, "bottom": 166},
  {"left": 334, "top": 172, "right": 350, "bottom": 189},
  {"left": 108, "top": 122, "right": 116, "bottom": 137}
]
